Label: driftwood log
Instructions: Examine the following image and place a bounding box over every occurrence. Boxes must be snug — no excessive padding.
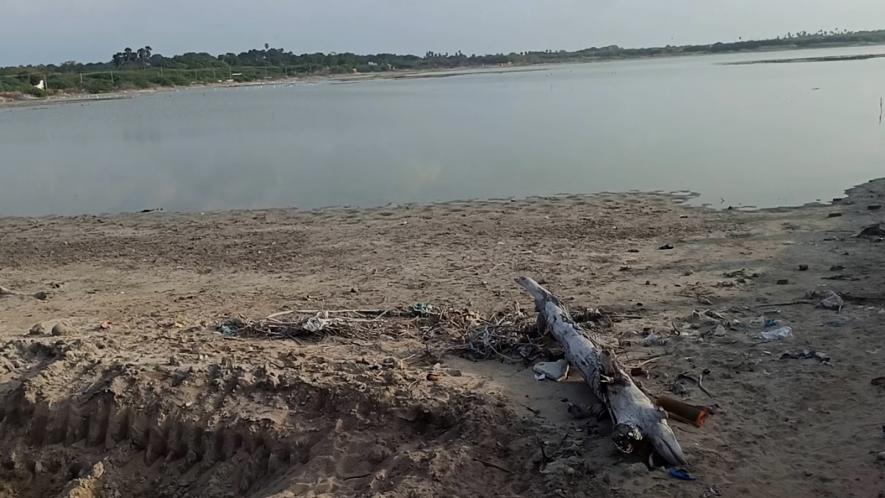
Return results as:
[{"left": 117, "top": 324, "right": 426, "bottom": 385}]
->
[{"left": 517, "top": 276, "right": 687, "bottom": 466}]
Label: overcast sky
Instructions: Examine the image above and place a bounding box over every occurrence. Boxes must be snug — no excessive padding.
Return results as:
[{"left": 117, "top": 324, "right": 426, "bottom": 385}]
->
[{"left": 3, "top": 0, "right": 885, "bottom": 66}]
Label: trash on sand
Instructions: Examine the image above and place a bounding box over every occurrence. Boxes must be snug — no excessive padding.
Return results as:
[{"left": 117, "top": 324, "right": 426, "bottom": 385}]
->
[
  {"left": 642, "top": 333, "right": 668, "bottom": 347},
  {"left": 302, "top": 316, "right": 327, "bottom": 333},
  {"left": 668, "top": 468, "right": 697, "bottom": 481},
  {"left": 0, "top": 286, "right": 19, "bottom": 297},
  {"left": 858, "top": 223, "right": 885, "bottom": 238},
  {"left": 217, "top": 318, "right": 245, "bottom": 336},
  {"left": 760, "top": 326, "right": 793, "bottom": 342},
  {"left": 533, "top": 359, "right": 570, "bottom": 382},
  {"left": 408, "top": 303, "right": 434, "bottom": 317},
  {"left": 658, "top": 243, "right": 675, "bottom": 250},
  {"left": 798, "top": 264, "right": 809, "bottom": 271},
  {"left": 816, "top": 290, "right": 844, "bottom": 311},
  {"left": 98, "top": 320, "right": 112, "bottom": 330},
  {"left": 871, "top": 377, "right": 885, "bottom": 388},
  {"left": 780, "top": 350, "right": 830, "bottom": 364},
  {"left": 656, "top": 396, "right": 709, "bottom": 428},
  {"left": 32, "top": 291, "right": 49, "bottom": 300},
  {"left": 723, "top": 268, "right": 759, "bottom": 279},
  {"left": 776, "top": 279, "right": 790, "bottom": 285},
  {"left": 764, "top": 319, "right": 779, "bottom": 328}
]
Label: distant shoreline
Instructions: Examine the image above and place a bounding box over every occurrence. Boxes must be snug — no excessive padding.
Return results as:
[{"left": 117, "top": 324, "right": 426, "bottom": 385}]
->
[
  {"left": 0, "top": 65, "right": 554, "bottom": 109},
  {"left": 3, "top": 42, "right": 885, "bottom": 109}
]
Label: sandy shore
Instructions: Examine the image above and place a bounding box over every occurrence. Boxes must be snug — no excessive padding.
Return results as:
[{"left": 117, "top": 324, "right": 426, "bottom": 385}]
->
[
  {"left": 1, "top": 180, "right": 884, "bottom": 496},
  {"left": 0, "top": 64, "right": 551, "bottom": 110}
]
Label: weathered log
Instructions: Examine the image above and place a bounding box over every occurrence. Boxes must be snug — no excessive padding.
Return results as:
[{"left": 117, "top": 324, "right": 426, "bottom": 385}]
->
[{"left": 517, "top": 276, "right": 686, "bottom": 466}]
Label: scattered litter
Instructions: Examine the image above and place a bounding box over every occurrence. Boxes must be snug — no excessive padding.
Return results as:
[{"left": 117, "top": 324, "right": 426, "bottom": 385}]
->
[
  {"left": 776, "top": 279, "right": 789, "bottom": 285},
  {"left": 798, "top": 264, "right": 809, "bottom": 271},
  {"left": 0, "top": 286, "right": 19, "bottom": 297},
  {"left": 642, "top": 333, "right": 668, "bottom": 347},
  {"left": 409, "top": 303, "right": 434, "bottom": 317},
  {"left": 533, "top": 359, "right": 570, "bottom": 382},
  {"left": 760, "top": 326, "right": 793, "bottom": 342},
  {"left": 816, "top": 290, "right": 844, "bottom": 311},
  {"left": 827, "top": 212, "right": 842, "bottom": 218},
  {"left": 217, "top": 318, "right": 245, "bottom": 336},
  {"left": 658, "top": 243, "right": 674, "bottom": 250},
  {"left": 668, "top": 468, "right": 697, "bottom": 481},
  {"left": 722, "top": 269, "right": 759, "bottom": 280},
  {"left": 858, "top": 223, "right": 885, "bottom": 238},
  {"left": 869, "top": 205, "right": 882, "bottom": 211},
  {"left": 98, "top": 320, "right": 113, "bottom": 330},
  {"left": 877, "top": 451, "right": 885, "bottom": 462},
  {"left": 872, "top": 377, "right": 885, "bottom": 388},
  {"left": 302, "top": 316, "right": 328, "bottom": 333},
  {"left": 656, "top": 396, "right": 709, "bottom": 427},
  {"left": 780, "top": 350, "right": 831, "bottom": 364}
]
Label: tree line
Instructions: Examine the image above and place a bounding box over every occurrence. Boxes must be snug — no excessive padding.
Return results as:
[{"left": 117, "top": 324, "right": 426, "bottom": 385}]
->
[{"left": 3, "top": 28, "right": 885, "bottom": 96}]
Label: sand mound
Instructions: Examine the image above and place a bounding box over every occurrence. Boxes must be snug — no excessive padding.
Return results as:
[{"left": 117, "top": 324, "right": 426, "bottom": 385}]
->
[{"left": 0, "top": 337, "right": 553, "bottom": 498}]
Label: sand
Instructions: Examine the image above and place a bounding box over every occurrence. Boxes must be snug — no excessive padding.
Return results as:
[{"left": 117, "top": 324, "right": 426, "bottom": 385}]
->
[{"left": 1, "top": 180, "right": 884, "bottom": 497}]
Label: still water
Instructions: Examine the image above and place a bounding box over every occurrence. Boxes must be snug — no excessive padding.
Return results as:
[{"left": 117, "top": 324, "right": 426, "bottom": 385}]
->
[{"left": 2, "top": 46, "right": 885, "bottom": 216}]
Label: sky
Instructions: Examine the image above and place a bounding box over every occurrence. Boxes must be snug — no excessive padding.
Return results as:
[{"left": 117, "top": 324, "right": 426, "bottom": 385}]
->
[{"left": 3, "top": 0, "right": 885, "bottom": 66}]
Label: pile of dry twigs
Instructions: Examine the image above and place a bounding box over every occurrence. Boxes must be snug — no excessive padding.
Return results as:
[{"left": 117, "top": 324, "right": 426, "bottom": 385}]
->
[{"left": 217, "top": 303, "right": 616, "bottom": 363}]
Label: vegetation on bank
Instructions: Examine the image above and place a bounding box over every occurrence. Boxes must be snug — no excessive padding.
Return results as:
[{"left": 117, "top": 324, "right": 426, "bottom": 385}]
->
[{"left": 3, "top": 29, "right": 885, "bottom": 97}]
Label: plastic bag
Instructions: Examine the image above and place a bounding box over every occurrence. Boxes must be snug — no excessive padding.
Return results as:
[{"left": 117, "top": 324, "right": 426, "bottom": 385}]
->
[{"left": 760, "top": 326, "right": 793, "bottom": 341}]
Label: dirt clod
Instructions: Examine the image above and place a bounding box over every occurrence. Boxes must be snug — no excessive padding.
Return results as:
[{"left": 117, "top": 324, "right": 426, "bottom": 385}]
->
[{"left": 50, "top": 322, "right": 76, "bottom": 336}]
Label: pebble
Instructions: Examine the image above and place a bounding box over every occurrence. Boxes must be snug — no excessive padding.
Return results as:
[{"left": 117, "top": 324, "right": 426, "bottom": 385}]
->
[
  {"left": 776, "top": 279, "right": 789, "bottom": 285},
  {"left": 32, "top": 291, "right": 49, "bottom": 300},
  {"left": 798, "top": 264, "right": 809, "bottom": 271},
  {"left": 29, "top": 323, "right": 46, "bottom": 336},
  {"left": 877, "top": 451, "right": 885, "bottom": 461},
  {"left": 51, "top": 322, "right": 76, "bottom": 336}
]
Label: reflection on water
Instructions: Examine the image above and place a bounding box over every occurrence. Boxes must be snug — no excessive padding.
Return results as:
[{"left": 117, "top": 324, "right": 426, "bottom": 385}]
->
[{"left": 1, "top": 45, "right": 884, "bottom": 216}]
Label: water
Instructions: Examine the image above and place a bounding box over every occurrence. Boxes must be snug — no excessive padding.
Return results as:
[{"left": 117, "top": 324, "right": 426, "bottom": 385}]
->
[{"left": 2, "top": 45, "right": 885, "bottom": 216}]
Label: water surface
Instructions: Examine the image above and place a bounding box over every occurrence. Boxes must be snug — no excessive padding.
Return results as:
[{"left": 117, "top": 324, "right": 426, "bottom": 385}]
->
[{"left": 2, "top": 45, "right": 885, "bottom": 216}]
